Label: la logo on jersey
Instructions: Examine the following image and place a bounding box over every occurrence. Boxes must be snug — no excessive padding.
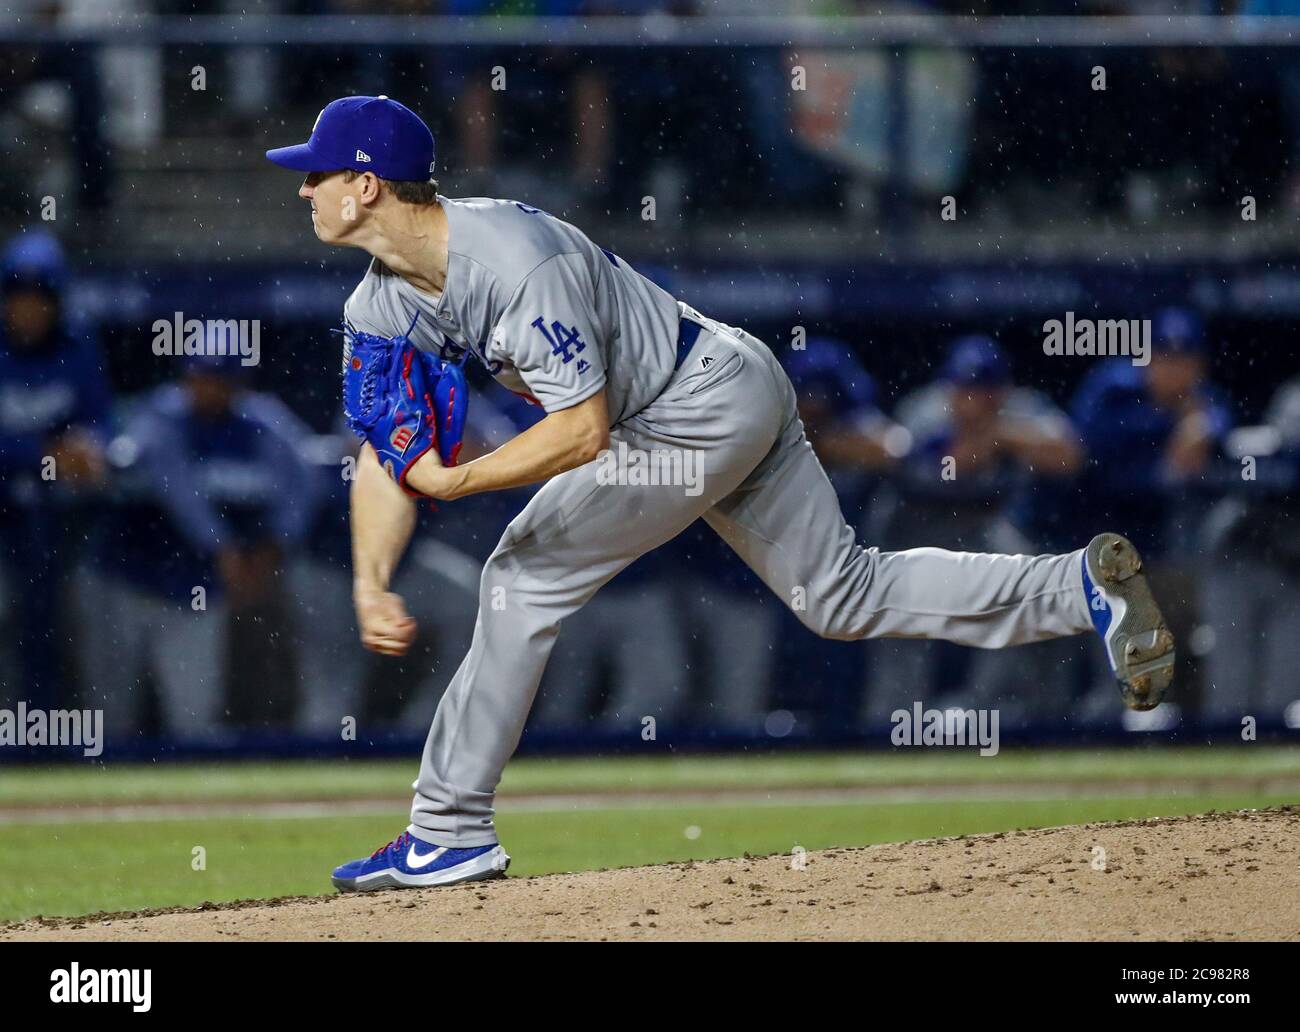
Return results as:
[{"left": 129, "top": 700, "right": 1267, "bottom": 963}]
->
[{"left": 531, "top": 316, "right": 587, "bottom": 365}]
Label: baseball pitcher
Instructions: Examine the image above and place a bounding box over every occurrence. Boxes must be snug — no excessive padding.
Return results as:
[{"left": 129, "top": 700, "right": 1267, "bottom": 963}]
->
[{"left": 267, "top": 96, "right": 1176, "bottom": 891}]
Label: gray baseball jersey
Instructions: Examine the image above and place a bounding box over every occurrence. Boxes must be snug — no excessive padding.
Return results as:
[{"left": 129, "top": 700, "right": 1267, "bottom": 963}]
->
[
  {"left": 344, "top": 196, "right": 681, "bottom": 423},
  {"left": 341, "top": 198, "right": 1098, "bottom": 847}
]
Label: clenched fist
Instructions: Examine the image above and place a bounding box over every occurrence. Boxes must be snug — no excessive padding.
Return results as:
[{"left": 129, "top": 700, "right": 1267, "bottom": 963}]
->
[{"left": 354, "top": 587, "right": 418, "bottom": 656}]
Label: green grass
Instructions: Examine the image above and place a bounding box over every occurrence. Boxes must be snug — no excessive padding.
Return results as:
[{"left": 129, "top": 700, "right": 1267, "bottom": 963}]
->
[
  {"left": 2, "top": 745, "right": 1298, "bottom": 806},
  {"left": 2, "top": 792, "right": 1297, "bottom": 922},
  {"left": 1, "top": 746, "right": 1297, "bottom": 922}
]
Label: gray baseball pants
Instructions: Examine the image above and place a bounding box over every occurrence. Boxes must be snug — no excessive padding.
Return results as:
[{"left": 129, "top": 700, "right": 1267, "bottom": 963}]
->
[{"left": 409, "top": 305, "right": 1094, "bottom": 846}]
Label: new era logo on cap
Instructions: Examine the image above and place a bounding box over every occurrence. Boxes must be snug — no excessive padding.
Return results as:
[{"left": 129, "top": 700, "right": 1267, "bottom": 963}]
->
[{"left": 265, "top": 96, "right": 436, "bottom": 182}]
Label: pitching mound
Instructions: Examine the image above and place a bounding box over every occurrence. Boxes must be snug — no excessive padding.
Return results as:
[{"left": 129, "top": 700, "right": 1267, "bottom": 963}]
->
[{"left": 5, "top": 808, "right": 1297, "bottom": 941}]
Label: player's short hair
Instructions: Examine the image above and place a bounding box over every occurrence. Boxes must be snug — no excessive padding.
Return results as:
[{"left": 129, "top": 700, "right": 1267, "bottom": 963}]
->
[{"left": 342, "top": 169, "right": 440, "bottom": 205}]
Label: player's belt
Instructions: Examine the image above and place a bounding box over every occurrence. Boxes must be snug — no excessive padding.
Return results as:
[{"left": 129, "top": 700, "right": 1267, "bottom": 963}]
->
[{"left": 675, "top": 315, "right": 704, "bottom": 371}]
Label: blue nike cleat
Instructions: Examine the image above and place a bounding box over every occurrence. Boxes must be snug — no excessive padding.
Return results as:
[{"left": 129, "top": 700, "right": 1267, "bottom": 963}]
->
[
  {"left": 1082, "top": 532, "right": 1176, "bottom": 712},
  {"left": 331, "top": 831, "right": 510, "bottom": 892}
]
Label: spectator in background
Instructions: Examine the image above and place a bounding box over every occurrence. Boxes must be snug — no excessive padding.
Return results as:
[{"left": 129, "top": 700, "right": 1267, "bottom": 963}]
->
[
  {"left": 1242, "top": 0, "right": 1300, "bottom": 211},
  {"left": 0, "top": 2, "right": 110, "bottom": 212},
  {"left": 327, "top": 0, "right": 618, "bottom": 203},
  {"left": 320, "top": 1, "right": 464, "bottom": 184},
  {"left": 460, "top": 1, "right": 615, "bottom": 198},
  {"left": 1071, "top": 309, "right": 1233, "bottom": 555},
  {"left": 59, "top": 0, "right": 162, "bottom": 150},
  {"left": 787, "top": 336, "right": 908, "bottom": 497},
  {"left": 82, "top": 349, "right": 317, "bottom": 741},
  {"left": 592, "top": 0, "right": 776, "bottom": 218},
  {"left": 0, "top": 230, "right": 111, "bottom": 710},
  {"left": 1199, "top": 371, "right": 1300, "bottom": 729},
  {"left": 782, "top": 336, "right": 906, "bottom": 731},
  {"left": 1070, "top": 308, "right": 1233, "bottom": 720},
  {"left": 865, "top": 335, "right": 1082, "bottom": 728}
]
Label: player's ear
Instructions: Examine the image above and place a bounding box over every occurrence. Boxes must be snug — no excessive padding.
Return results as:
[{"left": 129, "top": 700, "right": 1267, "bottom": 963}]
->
[{"left": 357, "top": 172, "right": 383, "bottom": 205}]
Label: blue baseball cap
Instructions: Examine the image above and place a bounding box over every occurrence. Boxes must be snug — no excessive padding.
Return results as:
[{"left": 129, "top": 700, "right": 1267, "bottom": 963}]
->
[
  {"left": 942, "top": 335, "right": 1011, "bottom": 387},
  {"left": 2, "top": 230, "right": 66, "bottom": 294},
  {"left": 786, "top": 337, "right": 878, "bottom": 414},
  {"left": 266, "top": 96, "right": 435, "bottom": 182},
  {"left": 1152, "top": 307, "right": 1205, "bottom": 355}
]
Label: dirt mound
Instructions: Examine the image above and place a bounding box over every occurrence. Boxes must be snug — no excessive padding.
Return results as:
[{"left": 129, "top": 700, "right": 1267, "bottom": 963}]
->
[{"left": 5, "top": 808, "right": 1296, "bottom": 941}]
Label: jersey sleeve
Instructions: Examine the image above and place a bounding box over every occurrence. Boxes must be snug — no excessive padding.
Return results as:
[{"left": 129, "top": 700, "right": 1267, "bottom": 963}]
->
[
  {"left": 342, "top": 264, "right": 395, "bottom": 338},
  {"left": 341, "top": 264, "right": 409, "bottom": 397},
  {"left": 489, "top": 252, "right": 607, "bottom": 412}
]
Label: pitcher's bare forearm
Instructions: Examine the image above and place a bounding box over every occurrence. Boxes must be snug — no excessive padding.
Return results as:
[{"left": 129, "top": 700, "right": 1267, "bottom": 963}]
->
[
  {"left": 351, "top": 442, "right": 417, "bottom": 597},
  {"left": 406, "top": 389, "right": 609, "bottom": 501}
]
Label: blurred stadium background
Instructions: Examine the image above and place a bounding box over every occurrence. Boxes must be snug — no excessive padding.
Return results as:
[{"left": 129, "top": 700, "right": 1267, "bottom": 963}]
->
[{"left": 3, "top": 2, "right": 1300, "bottom": 766}]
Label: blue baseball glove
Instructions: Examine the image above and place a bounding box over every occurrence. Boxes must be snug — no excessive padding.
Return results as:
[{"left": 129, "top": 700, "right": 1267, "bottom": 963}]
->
[{"left": 342, "top": 318, "right": 468, "bottom": 495}]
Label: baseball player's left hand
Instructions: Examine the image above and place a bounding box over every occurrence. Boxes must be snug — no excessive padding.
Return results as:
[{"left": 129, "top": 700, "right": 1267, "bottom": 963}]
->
[{"left": 341, "top": 324, "right": 468, "bottom": 495}]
